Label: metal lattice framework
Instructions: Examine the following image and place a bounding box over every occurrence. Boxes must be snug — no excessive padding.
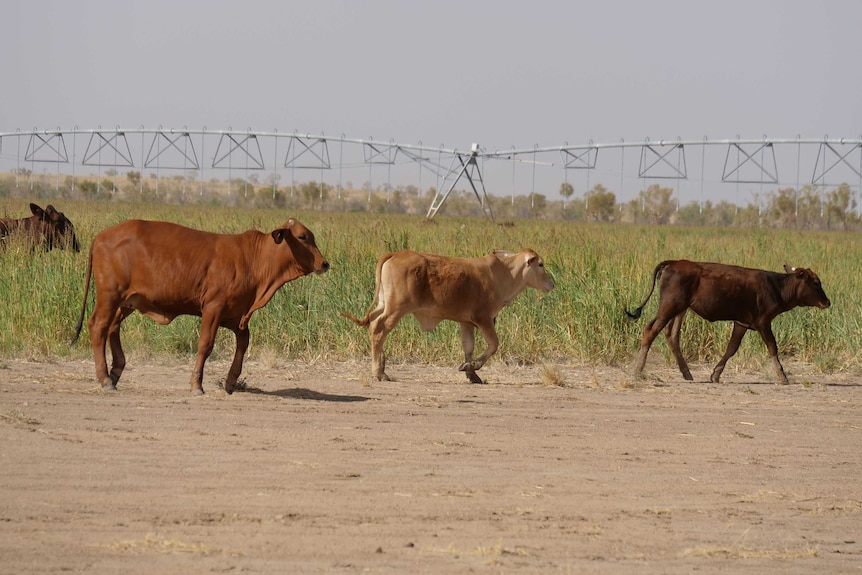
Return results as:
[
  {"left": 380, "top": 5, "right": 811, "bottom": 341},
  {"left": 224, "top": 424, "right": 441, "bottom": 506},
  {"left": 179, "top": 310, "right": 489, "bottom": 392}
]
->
[{"left": 2, "top": 128, "right": 861, "bottom": 219}]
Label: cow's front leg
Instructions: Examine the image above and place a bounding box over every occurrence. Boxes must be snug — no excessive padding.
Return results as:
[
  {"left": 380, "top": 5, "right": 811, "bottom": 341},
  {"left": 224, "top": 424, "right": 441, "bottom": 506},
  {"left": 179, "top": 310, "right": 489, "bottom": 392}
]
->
[
  {"left": 757, "top": 323, "right": 789, "bottom": 384},
  {"left": 664, "top": 313, "right": 693, "bottom": 380},
  {"left": 457, "top": 322, "right": 483, "bottom": 384},
  {"left": 224, "top": 327, "right": 250, "bottom": 394},
  {"left": 106, "top": 307, "right": 134, "bottom": 388},
  {"left": 190, "top": 311, "right": 220, "bottom": 395},
  {"left": 458, "top": 321, "right": 498, "bottom": 383},
  {"left": 710, "top": 322, "right": 748, "bottom": 383}
]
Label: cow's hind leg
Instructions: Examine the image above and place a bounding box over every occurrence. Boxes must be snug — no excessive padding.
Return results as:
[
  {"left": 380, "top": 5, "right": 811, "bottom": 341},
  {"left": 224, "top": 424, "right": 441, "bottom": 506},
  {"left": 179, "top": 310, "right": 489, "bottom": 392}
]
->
[
  {"left": 457, "top": 322, "right": 484, "bottom": 384},
  {"left": 664, "top": 312, "right": 693, "bottom": 380},
  {"left": 369, "top": 312, "right": 402, "bottom": 381},
  {"left": 458, "top": 320, "right": 498, "bottom": 383},
  {"left": 189, "top": 310, "right": 221, "bottom": 395},
  {"left": 224, "top": 327, "right": 250, "bottom": 394},
  {"left": 710, "top": 322, "right": 748, "bottom": 383},
  {"left": 88, "top": 298, "right": 122, "bottom": 390},
  {"left": 633, "top": 314, "right": 674, "bottom": 376}
]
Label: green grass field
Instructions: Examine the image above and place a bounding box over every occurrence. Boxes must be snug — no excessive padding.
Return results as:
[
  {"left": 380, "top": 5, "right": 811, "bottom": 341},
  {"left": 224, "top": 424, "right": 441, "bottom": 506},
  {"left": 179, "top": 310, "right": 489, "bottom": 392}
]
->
[{"left": 1, "top": 198, "right": 858, "bottom": 377}]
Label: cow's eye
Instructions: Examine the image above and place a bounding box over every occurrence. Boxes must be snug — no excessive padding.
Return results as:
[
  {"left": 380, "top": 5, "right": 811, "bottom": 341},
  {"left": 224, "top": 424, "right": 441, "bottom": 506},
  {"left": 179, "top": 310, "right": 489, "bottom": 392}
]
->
[{"left": 298, "top": 234, "right": 307, "bottom": 241}]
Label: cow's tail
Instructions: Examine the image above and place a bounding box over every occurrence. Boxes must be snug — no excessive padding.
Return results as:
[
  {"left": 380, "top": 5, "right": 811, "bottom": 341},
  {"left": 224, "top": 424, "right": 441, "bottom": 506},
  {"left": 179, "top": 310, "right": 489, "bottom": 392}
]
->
[
  {"left": 71, "top": 245, "right": 94, "bottom": 345},
  {"left": 625, "top": 261, "right": 669, "bottom": 320},
  {"left": 339, "top": 253, "right": 392, "bottom": 327}
]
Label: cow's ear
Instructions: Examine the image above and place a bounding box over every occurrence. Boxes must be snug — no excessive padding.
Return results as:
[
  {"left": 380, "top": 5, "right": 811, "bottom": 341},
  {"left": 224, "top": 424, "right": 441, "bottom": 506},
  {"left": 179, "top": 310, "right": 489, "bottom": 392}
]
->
[
  {"left": 783, "top": 264, "right": 794, "bottom": 274},
  {"left": 272, "top": 229, "right": 286, "bottom": 244},
  {"left": 796, "top": 268, "right": 806, "bottom": 279},
  {"left": 30, "top": 203, "right": 44, "bottom": 217},
  {"left": 526, "top": 254, "right": 538, "bottom": 267}
]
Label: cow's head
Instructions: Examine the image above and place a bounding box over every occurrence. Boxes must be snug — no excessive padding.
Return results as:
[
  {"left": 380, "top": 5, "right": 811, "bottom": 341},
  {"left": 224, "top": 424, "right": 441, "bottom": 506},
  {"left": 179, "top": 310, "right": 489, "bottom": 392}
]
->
[
  {"left": 521, "top": 248, "right": 555, "bottom": 293},
  {"left": 783, "top": 264, "right": 831, "bottom": 309},
  {"left": 272, "top": 218, "right": 330, "bottom": 275},
  {"left": 30, "top": 203, "right": 81, "bottom": 252}
]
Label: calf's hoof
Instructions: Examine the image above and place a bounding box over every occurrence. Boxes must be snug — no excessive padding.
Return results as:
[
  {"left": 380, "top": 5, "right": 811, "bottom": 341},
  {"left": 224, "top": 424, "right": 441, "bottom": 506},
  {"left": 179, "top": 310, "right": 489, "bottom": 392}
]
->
[
  {"left": 465, "top": 371, "right": 485, "bottom": 384},
  {"left": 101, "top": 383, "right": 118, "bottom": 391},
  {"left": 709, "top": 372, "right": 722, "bottom": 383},
  {"left": 191, "top": 388, "right": 205, "bottom": 396},
  {"left": 376, "top": 373, "right": 391, "bottom": 382}
]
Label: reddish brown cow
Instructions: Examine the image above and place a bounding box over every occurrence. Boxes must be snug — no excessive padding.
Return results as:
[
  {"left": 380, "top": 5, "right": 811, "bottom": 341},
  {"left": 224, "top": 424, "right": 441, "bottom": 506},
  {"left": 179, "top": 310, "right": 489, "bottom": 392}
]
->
[
  {"left": 341, "top": 249, "right": 555, "bottom": 384},
  {"left": 0, "top": 203, "right": 80, "bottom": 251},
  {"left": 72, "top": 218, "right": 329, "bottom": 394},
  {"left": 626, "top": 260, "right": 830, "bottom": 383}
]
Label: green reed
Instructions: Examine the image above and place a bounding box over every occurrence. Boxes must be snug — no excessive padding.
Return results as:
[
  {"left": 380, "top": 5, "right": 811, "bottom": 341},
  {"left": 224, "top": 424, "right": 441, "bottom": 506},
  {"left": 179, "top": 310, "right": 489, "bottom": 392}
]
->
[{"left": 1, "top": 198, "right": 858, "bottom": 375}]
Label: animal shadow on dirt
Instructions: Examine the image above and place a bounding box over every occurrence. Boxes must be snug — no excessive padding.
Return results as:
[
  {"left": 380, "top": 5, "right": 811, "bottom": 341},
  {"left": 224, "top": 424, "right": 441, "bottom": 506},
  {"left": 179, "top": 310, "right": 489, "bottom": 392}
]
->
[{"left": 242, "top": 386, "right": 373, "bottom": 402}]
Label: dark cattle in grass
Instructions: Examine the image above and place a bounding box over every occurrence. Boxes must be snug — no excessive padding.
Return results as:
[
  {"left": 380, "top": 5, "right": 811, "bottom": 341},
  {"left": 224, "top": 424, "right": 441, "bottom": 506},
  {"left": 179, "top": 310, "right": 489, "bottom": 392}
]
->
[
  {"left": 72, "top": 218, "right": 329, "bottom": 395},
  {"left": 626, "top": 260, "right": 830, "bottom": 383},
  {"left": 0, "top": 203, "right": 80, "bottom": 251},
  {"left": 341, "top": 249, "right": 554, "bottom": 384}
]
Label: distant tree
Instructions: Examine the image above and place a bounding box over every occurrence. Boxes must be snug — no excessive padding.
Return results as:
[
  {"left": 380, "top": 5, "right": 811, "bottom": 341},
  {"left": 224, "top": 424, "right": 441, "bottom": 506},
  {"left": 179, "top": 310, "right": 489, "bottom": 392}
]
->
[
  {"left": 586, "top": 184, "right": 616, "bottom": 222},
  {"left": 675, "top": 201, "right": 705, "bottom": 226},
  {"left": 638, "top": 183, "right": 675, "bottom": 224},
  {"left": 765, "top": 187, "right": 798, "bottom": 228},
  {"left": 704, "top": 201, "right": 738, "bottom": 227},
  {"left": 559, "top": 182, "right": 574, "bottom": 209},
  {"left": 530, "top": 193, "right": 547, "bottom": 218},
  {"left": 796, "top": 185, "right": 823, "bottom": 229},
  {"left": 824, "top": 183, "right": 855, "bottom": 230}
]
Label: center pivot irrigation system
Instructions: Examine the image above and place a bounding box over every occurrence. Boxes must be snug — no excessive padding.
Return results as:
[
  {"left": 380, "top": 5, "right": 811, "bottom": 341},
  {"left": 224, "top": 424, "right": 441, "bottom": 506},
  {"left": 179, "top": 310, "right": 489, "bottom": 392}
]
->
[{"left": 2, "top": 127, "right": 861, "bottom": 219}]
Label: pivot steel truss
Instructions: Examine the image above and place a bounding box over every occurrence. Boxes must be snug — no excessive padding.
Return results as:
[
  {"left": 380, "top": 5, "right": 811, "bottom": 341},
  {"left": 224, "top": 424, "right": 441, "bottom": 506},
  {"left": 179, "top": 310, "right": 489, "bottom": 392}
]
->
[
  {"left": 4, "top": 129, "right": 862, "bottom": 216},
  {"left": 26, "top": 132, "right": 68, "bottom": 163},
  {"left": 722, "top": 142, "right": 778, "bottom": 183},
  {"left": 285, "top": 135, "right": 330, "bottom": 169},
  {"left": 426, "top": 145, "right": 493, "bottom": 220},
  {"left": 813, "top": 141, "right": 862, "bottom": 184},
  {"left": 638, "top": 141, "right": 686, "bottom": 179}
]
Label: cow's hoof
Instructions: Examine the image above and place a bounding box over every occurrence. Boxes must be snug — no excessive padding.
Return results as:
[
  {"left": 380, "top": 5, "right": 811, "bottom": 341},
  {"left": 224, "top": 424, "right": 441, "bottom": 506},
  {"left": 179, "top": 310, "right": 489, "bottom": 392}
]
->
[
  {"left": 458, "top": 361, "right": 483, "bottom": 372},
  {"left": 191, "top": 389, "right": 205, "bottom": 396},
  {"left": 466, "top": 372, "right": 485, "bottom": 384},
  {"left": 101, "top": 383, "right": 118, "bottom": 391},
  {"left": 376, "top": 373, "right": 391, "bottom": 382},
  {"left": 709, "top": 374, "right": 721, "bottom": 383}
]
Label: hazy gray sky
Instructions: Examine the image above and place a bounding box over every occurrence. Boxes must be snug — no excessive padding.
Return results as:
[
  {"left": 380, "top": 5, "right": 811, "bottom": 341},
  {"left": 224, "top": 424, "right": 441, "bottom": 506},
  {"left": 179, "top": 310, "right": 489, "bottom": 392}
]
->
[{"left": 2, "top": 0, "right": 861, "bottom": 203}]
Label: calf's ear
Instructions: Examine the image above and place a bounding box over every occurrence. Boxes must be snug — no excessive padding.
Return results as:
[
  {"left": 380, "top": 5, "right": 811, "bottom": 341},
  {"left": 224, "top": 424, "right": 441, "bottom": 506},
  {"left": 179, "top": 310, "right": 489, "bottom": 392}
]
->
[
  {"left": 783, "top": 264, "right": 796, "bottom": 274},
  {"left": 272, "top": 229, "right": 286, "bottom": 244},
  {"left": 30, "top": 203, "right": 45, "bottom": 217}
]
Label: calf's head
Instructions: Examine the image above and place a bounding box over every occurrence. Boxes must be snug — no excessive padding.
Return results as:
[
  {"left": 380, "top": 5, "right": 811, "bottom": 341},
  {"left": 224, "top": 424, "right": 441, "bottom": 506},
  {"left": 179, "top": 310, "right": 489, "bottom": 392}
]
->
[
  {"left": 783, "top": 264, "right": 831, "bottom": 309},
  {"left": 32, "top": 203, "right": 80, "bottom": 252},
  {"left": 272, "top": 218, "right": 330, "bottom": 275},
  {"left": 521, "top": 248, "right": 555, "bottom": 293}
]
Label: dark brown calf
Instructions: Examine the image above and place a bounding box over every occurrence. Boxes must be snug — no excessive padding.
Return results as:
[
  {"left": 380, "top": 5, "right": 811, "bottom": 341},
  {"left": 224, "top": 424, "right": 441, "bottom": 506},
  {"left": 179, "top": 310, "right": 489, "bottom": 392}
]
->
[
  {"left": 626, "top": 260, "right": 831, "bottom": 383},
  {"left": 0, "top": 203, "right": 80, "bottom": 251}
]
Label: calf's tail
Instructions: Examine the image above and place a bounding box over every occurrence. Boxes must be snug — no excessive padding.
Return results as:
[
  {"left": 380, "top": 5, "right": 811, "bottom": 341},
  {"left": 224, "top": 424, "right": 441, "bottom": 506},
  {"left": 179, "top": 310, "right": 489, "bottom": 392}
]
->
[
  {"left": 339, "top": 253, "right": 392, "bottom": 328},
  {"left": 71, "top": 245, "right": 94, "bottom": 345},
  {"left": 625, "top": 261, "right": 669, "bottom": 320}
]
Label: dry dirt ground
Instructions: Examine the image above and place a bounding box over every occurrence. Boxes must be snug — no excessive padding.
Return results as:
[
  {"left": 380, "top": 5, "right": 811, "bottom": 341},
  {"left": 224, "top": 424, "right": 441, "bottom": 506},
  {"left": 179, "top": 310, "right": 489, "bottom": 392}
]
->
[{"left": 1, "top": 356, "right": 860, "bottom": 574}]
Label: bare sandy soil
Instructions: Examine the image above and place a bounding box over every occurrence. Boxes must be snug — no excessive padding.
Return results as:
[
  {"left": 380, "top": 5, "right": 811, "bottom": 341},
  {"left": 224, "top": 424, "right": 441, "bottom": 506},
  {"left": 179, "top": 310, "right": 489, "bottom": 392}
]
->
[{"left": 0, "top": 356, "right": 860, "bottom": 574}]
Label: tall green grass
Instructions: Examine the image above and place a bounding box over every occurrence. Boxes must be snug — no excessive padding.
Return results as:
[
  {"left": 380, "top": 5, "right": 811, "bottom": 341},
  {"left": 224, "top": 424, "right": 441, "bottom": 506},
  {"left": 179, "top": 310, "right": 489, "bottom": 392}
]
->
[{"left": 1, "top": 197, "right": 858, "bottom": 375}]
